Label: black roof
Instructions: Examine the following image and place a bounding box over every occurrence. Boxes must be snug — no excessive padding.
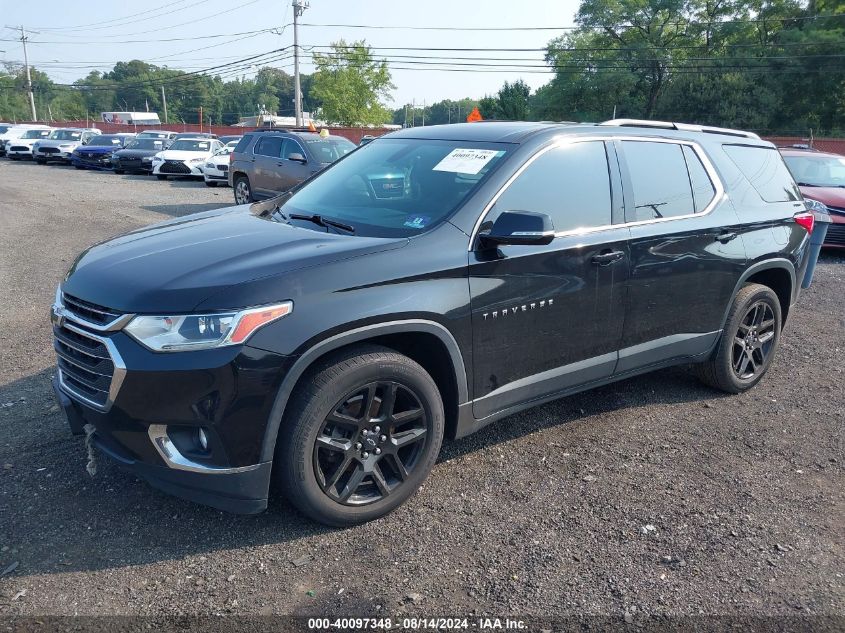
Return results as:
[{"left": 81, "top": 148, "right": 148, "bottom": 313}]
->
[{"left": 388, "top": 121, "right": 571, "bottom": 143}]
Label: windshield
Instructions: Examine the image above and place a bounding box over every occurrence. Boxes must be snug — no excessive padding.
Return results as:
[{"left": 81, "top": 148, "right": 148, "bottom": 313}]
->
[
  {"left": 88, "top": 135, "right": 125, "bottom": 146},
  {"left": 783, "top": 154, "right": 845, "bottom": 188},
  {"left": 168, "top": 140, "right": 211, "bottom": 152},
  {"left": 51, "top": 130, "right": 83, "bottom": 141},
  {"left": 274, "top": 139, "right": 509, "bottom": 238},
  {"left": 305, "top": 137, "right": 356, "bottom": 163},
  {"left": 22, "top": 129, "right": 50, "bottom": 139},
  {"left": 126, "top": 138, "right": 165, "bottom": 150},
  {"left": 138, "top": 132, "right": 169, "bottom": 139}
]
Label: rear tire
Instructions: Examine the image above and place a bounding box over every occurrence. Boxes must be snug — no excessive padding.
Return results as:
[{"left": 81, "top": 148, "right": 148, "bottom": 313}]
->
[
  {"left": 276, "top": 345, "right": 444, "bottom": 527},
  {"left": 696, "top": 283, "right": 782, "bottom": 394},
  {"left": 233, "top": 175, "right": 252, "bottom": 204}
]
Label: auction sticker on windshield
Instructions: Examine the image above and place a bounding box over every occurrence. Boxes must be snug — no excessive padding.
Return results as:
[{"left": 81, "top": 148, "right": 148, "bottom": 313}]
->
[{"left": 433, "top": 148, "right": 500, "bottom": 175}]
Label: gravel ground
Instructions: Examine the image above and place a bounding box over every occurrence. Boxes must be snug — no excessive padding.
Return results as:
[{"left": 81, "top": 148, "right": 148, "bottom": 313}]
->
[{"left": 0, "top": 161, "right": 843, "bottom": 625}]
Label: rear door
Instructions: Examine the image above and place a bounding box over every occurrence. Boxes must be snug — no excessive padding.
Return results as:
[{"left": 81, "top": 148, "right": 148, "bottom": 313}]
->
[
  {"left": 251, "top": 136, "right": 284, "bottom": 197},
  {"left": 469, "top": 139, "right": 630, "bottom": 419},
  {"left": 615, "top": 138, "right": 747, "bottom": 372}
]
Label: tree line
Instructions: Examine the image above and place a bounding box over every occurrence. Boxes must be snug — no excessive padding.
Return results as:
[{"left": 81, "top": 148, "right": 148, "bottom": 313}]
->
[{"left": 0, "top": 0, "right": 842, "bottom": 134}]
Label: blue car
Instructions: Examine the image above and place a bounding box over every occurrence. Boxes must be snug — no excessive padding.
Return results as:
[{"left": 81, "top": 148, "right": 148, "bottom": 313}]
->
[{"left": 71, "top": 134, "right": 136, "bottom": 170}]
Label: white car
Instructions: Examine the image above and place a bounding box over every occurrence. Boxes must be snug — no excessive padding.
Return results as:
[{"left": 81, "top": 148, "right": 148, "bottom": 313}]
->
[
  {"left": 0, "top": 124, "right": 52, "bottom": 157},
  {"left": 152, "top": 137, "right": 224, "bottom": 180},
  {"left": 203, "top": 145, "right": 236, "bottom": 187},
  {"left": 5, "top": 127, "right": 54, "bottom": 159}
]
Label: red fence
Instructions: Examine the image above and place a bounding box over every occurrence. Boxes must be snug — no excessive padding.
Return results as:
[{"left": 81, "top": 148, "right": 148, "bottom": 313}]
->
[
  {"left": 763, "top": 136, "right": 845, "bottom": 155},
  {"left": 14, "top": 120, "right": 394, "bottom": 143}
]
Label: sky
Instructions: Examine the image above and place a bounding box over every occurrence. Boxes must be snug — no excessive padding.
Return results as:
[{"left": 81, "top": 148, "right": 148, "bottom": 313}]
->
[{"left": 0, "top": 0, "right": 581, "bottom": 109}]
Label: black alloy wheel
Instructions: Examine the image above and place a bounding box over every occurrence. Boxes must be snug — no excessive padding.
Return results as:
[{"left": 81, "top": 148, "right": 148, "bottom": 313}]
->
[
  {"left": 277, "top": 345, "right": 444, "bottom": 526},
  {"left": 313, "top": 381, "right": 430, "bottom": 506},
  {"left": 696, "top": 283, "right": 782, "bottom": 393},
  {"left": 731, "top": 301, "right": 776, "bottom": 380}
]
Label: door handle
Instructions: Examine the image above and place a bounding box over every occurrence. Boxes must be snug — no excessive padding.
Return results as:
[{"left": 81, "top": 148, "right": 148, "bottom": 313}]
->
[
  {"left": 591, "top": 250, "right": 625, "bottom": 266},
  {"left": 715, "top": 231, "right": 738, "bottom": 244}
]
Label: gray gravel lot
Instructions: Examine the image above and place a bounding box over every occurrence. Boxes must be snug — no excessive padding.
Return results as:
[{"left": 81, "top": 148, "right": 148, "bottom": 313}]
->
[{"left": 0, "top": 161, "right": 843, "bottom": 622}]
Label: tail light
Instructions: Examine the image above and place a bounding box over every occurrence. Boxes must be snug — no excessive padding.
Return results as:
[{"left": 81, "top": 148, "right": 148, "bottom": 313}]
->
[{"left": 793, "top": 212, "right": 814, "bottom": 234}]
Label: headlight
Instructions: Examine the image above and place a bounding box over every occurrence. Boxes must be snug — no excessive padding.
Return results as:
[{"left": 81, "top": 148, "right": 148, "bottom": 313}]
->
[
  {"left": 142, "top": 156, "right": 153, "bottom": 162},
  {"left": 205, "top": 162, "right": 215, "bottom": 169},
  {"left": 804, "top": 198, "right": 828, "bottom": 214},
  {"left": 124, "top": 302, "right": 293, "bottom": 352},
  {"left": 151, "top": 156, "right": 163, "bottom": 162}
]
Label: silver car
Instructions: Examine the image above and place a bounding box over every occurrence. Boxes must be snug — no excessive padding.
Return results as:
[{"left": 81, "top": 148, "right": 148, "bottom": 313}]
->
[{"left": 33, "top": 128, "right": 101, "bottom": 165}]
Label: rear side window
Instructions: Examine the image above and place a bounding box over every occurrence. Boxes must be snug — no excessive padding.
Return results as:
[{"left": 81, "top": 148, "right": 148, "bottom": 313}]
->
[
  {"left": 682, "top": 145, "right": 717, "bottom": 213},
  {"left": 254, "top": 136, "right": 283, "bottom": 158},
  {"left": 723, "top": 145, "right": 800, "bottom": 203},
  {"left": 234, "top": 134, "right": 253, "bottom": 153},
  {"left": 622, "top": 141, "right": 695, "bottom": 221},
  {"left": 491, "top": 141, "right": 612, "bottom": 233}
]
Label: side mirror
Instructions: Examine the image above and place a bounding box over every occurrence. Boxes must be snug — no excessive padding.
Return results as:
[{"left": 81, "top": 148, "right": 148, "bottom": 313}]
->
[
  {"left": 287, "top": 152, "right": 306, "bottom": 163},
  {"left": 479, "top": 211, "right": 555, "bottom": 247}
]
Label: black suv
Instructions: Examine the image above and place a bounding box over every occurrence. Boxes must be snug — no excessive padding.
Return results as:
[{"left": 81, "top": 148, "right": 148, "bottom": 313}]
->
[
  {"left": 52, "top": 120, "right": 815, "bottom": 526},
  {"left": 229, "top": 130, "right": 356, "bottom": 204}
]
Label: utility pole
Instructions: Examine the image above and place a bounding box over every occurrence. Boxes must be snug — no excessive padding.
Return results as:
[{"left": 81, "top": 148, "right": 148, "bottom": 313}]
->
[
  {"left": 19, "top": 26, "right": 37, "bottom": 121},
  {"left": 292, "top": 0, "right": 310, "bottom": 127},
  {"left": 161, "top": 86, "right": 168, "bottom": 124},
  {"left": 422, "top": 100, "right": 425, "bottom": 126}
]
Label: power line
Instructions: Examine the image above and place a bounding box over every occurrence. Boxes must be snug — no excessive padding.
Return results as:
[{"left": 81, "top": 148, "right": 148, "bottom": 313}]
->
[
  {"left": 29, "top": 0, "right": 195, "bottom": 31},
  {"left": 299, "top": 14, "right": 845, "bottom": 31}
]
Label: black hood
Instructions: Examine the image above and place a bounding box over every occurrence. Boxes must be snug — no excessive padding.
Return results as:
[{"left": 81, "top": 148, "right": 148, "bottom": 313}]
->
[
  {"left": 113, "top": 148, "right": 159, "bottom": 158},
  {"left": 62, "top": 206, "right": 407, "bottom": 313}
]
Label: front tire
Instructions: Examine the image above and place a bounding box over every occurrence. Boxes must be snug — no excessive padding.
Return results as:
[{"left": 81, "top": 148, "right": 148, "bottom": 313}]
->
[
  {"left": 277, "top": 345, "right": 445, "bottom": 527},
  {"left": 156, "top": 174, "right": 168, "bottom": 180},
  {"left": 696, "top": 283, "right": 782, "bottom": 393},
  {"left": 205, "top": 180, "right": 218, "bottom": 187},
  {"left": 36, "top": 158, "right": 46, "bottom": 165},
  {"left": 114, "top": 170, "right": 124, "bottom": 175},
  {"left": 233, "top": 175, "right": 252, "bottom": 204}
]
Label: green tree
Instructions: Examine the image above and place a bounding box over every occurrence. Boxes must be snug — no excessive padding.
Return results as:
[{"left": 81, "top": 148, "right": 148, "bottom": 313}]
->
[
  {"left": 311, "top": 40, "right": 394, "bottom": 125},
  {"left": 496, "top": 80, "right": 531, "bottom": 120}
]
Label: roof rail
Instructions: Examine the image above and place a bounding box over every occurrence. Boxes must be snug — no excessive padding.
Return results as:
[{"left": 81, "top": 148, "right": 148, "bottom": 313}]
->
[{"left": 598, "top": 118, "right": 760, "bottom": 140}]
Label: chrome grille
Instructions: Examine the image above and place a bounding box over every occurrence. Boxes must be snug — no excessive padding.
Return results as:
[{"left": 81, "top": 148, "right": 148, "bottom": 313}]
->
[
  {"left": 53, "top": 322, "right": 124, "bottom": 411},
  {"left": 62, "top": 293, "right": 123, "bottom": 326}
]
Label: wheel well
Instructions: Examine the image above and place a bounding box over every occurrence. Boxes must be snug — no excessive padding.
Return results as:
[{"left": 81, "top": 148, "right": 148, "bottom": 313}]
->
[
  {"left": 745, "top": 267, "right": 792, "bottom": 324},
  {"left": 287, "top": 333, "right": 461, "bottom": 440}
]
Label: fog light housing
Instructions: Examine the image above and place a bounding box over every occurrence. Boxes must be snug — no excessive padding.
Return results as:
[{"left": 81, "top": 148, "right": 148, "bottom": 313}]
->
[{"left": 197, "top": 428, "right": 209, "bottom": 452}]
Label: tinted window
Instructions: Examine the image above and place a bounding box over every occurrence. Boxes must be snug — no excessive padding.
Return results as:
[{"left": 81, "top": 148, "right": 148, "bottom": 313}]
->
[
  {"left": 491, "top": 141, "right": 611, "bottom": 233},
  {"left": 255, "top": 136, "right": 283, "bottom": 158},
  {"left": 234, "top": 134, "right": 253, "bottom": 153},
  {"left": 724, "top": 145, "right": 800, "bottom": 203},
  {"left": 623, "top": 141, "right": 694, "bottom": 220},
  {"left": 304, "top": 137, "right": 356, "bottom": 163},
  {"left": 275, "top": 139, "right": 508, "bottom": 238},
  {"left": 682, "top": 145, "right": 717, "bottom": 213},
  {"left": 281, "top": 138, "right": 305, "bottom": 159},
  {"left": 168, "top": 140, "right": 211, "bottom": 152}
]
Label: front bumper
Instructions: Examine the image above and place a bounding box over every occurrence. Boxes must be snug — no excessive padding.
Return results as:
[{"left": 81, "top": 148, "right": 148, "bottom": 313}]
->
[
  {"left": 35, "top": 149, "right": 74, "bottom": 162},
  {"left": 72, "top": 154, "right": 115, "bottom": 170},
  {"left": 204, "top": 167, "right": 229, "bottom": 183},
  {"left": 113, "top": 157, "right": 154, "bottom": 173},
  {"left": 153, "top": 161, "right": 205, "bottom": 177},
  {"left": 51, "top": 320, "right": 295, "bottom": 514}
]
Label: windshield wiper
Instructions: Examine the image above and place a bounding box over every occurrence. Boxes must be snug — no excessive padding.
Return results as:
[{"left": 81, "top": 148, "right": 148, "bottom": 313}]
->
[{"left": 288, "top": 213, "right": 355, "bottom": 234}]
